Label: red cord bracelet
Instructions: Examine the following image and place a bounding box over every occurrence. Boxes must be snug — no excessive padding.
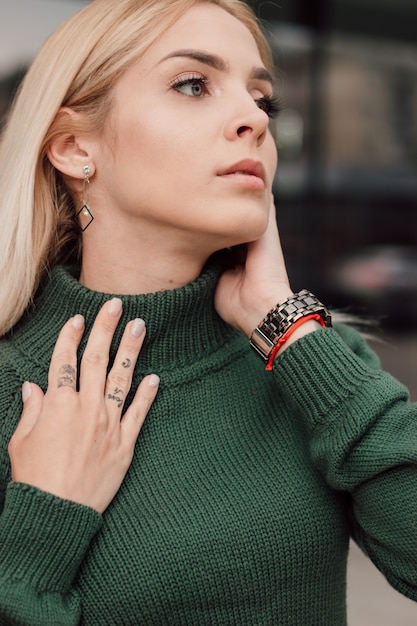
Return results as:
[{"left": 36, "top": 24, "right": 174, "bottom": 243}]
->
[{"left": 265, "top": 313, "right": 325, "bottom": 371}]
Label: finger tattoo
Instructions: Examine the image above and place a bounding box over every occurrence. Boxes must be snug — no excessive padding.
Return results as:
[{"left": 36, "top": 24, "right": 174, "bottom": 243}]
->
[
  {"left": 58, "top": 364, "right": 76, "bottom": 389},
  {"left": 107, "top": 387, "right": 124, "bottom": 408},
  {"left": 121, "top": 358, "right": 131, "bottom": 369}
]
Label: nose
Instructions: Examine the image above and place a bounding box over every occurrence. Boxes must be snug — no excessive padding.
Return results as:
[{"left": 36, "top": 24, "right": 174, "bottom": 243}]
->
[{"left": 224, "top": 93, "right": 270, "bottom": 145}]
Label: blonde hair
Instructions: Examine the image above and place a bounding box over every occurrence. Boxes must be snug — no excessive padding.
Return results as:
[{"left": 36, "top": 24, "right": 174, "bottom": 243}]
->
[{"left": 0, "top": 0, "right": 273, "bottom": 336}]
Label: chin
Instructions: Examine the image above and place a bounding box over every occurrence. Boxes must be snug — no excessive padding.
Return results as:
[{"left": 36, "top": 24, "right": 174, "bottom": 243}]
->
[{"left": 188, "top": 197, "right": 270, "bottom": 251}]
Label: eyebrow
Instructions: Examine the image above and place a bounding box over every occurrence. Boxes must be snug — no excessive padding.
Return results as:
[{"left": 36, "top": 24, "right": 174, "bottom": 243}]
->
[{"left": 158, "top": 49, "right": 274, "bottom": 85}]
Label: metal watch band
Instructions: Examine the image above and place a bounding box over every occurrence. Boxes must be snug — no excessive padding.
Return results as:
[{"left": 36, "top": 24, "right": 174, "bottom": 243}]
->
[{"left": 249, "top": 289, "right": 332, "bottom": 361}]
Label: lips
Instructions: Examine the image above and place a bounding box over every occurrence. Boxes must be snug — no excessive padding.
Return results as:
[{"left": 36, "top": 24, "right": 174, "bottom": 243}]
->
[{"left": 217, "top": 159, "right": 266, "bottom": 185}]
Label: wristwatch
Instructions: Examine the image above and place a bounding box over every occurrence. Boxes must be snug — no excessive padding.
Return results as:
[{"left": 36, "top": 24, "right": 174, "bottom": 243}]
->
[{"left": 249, "top": 289, "right": 332, "bottom": 362}]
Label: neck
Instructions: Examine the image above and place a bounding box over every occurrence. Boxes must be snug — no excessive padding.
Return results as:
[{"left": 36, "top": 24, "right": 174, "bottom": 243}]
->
[{"left": 79, "top": 225, "right": 214, "bottom": 295}]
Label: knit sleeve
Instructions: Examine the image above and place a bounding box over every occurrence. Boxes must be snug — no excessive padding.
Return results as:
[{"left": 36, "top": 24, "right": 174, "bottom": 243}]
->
[
  {"left": 0, "top": 368, "right": 103, "bottom": 626},
  {"left": 272, "top": 325, "right": 417, "bottom": 602}
]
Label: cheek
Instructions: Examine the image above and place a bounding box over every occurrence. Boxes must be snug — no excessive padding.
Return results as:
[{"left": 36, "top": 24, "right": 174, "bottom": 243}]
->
[{"left": 121, "top": 117, "right": 201, "bottom": 177}]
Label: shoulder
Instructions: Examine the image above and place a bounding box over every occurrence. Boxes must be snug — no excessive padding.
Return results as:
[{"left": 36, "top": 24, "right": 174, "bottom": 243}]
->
[
  {"left": 0, "top": 337, "right": 26, "bottom": 392},
  {"left": 0, "top": 267, "right": 69, "bottom": 391},
  {"left": 0, "top": 320, "right": 49, "bottom": 389},
  {"left": 0, "top": 333, "right": 29, "bottom": 394},
  {"left": 0, "top": 319, "right": 49, "bottom": 444},
  {"left": 0, "top": 341, "right": 25, "bottom": 488}
]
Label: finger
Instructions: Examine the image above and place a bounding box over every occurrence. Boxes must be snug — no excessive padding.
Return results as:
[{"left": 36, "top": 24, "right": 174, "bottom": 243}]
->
[
  {"left": 120, "top": 374, "right": 160, "bottom": 443},
  {"left": 105, "top": 318, "right": 146, "bottom": 416},
  {"left": 48, "top": 314, "right": 85, "bottom": 391},
  {"left": 79, "top": 298, "right": 123, "bottom": 395},
  {"left": 13, "top": 382, "right": 44, "bottom": 439}
]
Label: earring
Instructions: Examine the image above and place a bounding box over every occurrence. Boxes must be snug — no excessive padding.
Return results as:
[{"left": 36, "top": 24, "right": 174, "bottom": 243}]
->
[{"left": 77, "top": 165, "right": 94, "bottom": 231}]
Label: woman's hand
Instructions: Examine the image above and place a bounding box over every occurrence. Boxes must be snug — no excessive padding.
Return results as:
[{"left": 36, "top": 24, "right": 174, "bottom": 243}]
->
[
  {"left": 8, "top": 298, "right": 159, "bottom": 514},
  {"left": 215, "top": 195, "right": 293, "bottom": 338}
]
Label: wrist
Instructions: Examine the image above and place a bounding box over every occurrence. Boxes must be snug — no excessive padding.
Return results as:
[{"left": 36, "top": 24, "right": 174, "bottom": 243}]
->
[
  {"left": 0, "top": 482, "right": 102, "bottom": 591},
  {"left": 241, "top": 287, "right": 294, "bottom": 339},
  {"left": 249, "top": 290, "right": 332, "bottom": 370}
]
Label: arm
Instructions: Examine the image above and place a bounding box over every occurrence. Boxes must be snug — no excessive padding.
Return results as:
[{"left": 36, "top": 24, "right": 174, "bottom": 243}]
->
[
  {"left": 273, "top": 326, "right": 417, "bottom": 601},
  {"left": 214, "top": 197, "right": 321, "bottom": 347},
  {"left": 0, "top": 301, "right": 159, "bottom": 625},
  {"left": 215, "top": 196, "right": 417, "bottom": 601},
  {"left": 0, "top": 378, "right": 100, "bottom": 626}
]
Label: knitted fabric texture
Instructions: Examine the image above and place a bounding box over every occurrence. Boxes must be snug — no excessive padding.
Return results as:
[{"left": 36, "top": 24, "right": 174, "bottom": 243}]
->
[{"left": 0, "top": 263, "right": 416, "bottom": 625}]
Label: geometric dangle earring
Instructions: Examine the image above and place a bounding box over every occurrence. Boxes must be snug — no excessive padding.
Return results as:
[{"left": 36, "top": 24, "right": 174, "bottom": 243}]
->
[{"left": 77, "top": 165, "right": 94, "bottom": 231}]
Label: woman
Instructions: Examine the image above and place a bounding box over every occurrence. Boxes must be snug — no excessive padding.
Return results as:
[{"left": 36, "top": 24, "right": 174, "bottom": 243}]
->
[{"left": 0, "top": 0, "right": 416, "bottom": 624}]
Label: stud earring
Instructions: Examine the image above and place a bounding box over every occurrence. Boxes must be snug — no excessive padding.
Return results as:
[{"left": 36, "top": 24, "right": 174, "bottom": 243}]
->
[{"left": 77, "top": 165, "right": 94, "bottom": 231}]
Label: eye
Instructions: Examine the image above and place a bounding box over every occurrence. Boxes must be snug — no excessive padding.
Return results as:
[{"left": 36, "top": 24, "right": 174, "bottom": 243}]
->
[
  {"left": 255, "top": 95, "right": 282, "bottom": 119},
  {"left": 170, "top": 75, "right": 209, "bottom": 98}
]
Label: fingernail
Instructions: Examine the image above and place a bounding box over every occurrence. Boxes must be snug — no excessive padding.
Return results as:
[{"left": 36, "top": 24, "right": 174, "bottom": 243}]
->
[
  {"left": 130, "top": 318, "right": 145, "bottom": 338},
  {"left": 108, "top": 297, "right": 123, "bottom": 316},
  {"left": 22, "top": 381, "right": 32, "bottom": 402},
  {"left": 148, "top": 374, "right": 160, "bottom": 388},
  {"left": 71, "top": 314, "right": 84, "bottom": 330}
]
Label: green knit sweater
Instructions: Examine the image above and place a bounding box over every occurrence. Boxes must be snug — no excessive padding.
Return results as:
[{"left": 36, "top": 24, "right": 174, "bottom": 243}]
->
[{"left": 0, "top": 263, "right": 416, "bottom": 625}]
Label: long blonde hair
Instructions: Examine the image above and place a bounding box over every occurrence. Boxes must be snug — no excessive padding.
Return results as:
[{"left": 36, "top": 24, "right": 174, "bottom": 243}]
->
[{"left": 0, "top": 0, "right": 273, "bottom": 336}]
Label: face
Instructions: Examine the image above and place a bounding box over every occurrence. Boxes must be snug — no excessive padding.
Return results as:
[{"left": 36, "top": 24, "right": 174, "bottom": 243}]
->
[{"left": 93, "top": 3, "right": 278, "bottom": 253}]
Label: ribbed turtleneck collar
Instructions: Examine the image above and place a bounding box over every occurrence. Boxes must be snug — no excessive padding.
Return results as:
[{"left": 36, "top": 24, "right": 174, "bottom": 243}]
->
[{"left": 11, "top": 260, "right": 240, "bottom": 377}]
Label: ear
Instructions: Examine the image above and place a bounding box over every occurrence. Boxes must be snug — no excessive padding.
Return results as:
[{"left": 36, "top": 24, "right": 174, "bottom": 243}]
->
[{"left": 46, "top": 108, "right": 96, "bottom": 181}]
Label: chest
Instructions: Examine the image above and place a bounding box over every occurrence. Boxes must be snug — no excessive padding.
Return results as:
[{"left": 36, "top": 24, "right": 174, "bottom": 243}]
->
[{"left": 77, "top": 366, "right": 350, "bottom": 625}]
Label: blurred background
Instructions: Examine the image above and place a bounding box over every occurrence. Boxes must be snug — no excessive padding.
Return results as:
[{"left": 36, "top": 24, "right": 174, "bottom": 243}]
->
[
  {"left": 1, "top": 1, "right": 416, "bottom": 623},
  {"left": 249, "top": 0, "right": 417, "bottom": 331}
]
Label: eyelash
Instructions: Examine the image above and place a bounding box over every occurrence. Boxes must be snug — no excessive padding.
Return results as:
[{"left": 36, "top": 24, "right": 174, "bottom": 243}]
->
[
  {"left": 170, "top": 74, "right": 282, "bottom": 119},
  {"left": 255, "top": 95, "right": 282, "bottom": 119},
  {"left": 169, "top": 73, "right": 210, "bottom": 97}
]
